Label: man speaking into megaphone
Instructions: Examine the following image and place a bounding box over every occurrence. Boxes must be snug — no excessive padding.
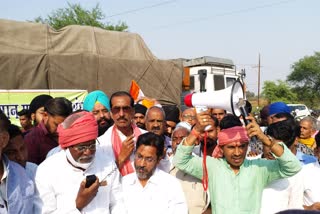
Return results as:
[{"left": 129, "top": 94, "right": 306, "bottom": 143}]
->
[{"left": 173, "top": 108, "right": 301, "bottom": 213}]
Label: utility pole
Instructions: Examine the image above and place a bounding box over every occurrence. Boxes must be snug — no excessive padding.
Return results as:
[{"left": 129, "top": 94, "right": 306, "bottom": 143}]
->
[{"left": 258, "top": 53, "right": 261, "bottom": 108}]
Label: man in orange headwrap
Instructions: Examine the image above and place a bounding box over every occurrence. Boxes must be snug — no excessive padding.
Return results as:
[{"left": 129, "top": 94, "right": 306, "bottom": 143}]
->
[
  {"left": 35, "top": 111, "right": 125, "bottom": 214},
  {"left": 174, "top": 112, "right": 301, "bottom": 214}
]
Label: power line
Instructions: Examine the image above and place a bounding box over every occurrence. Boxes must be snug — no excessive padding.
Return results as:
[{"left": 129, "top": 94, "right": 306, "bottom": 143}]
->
[
  {"left": 152, "top": 0, "right": 298, "bottom": 30},
  {"left": 106, "top": 0, "right": 178, "bottom": 18}
]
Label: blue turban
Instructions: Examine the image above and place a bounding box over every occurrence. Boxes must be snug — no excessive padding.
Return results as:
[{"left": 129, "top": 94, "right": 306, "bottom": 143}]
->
[
  {"left": 268, "top": 102, "right": 290, "bottom": 116},
  {"left": 83, "top": 90, "right": 110, "bottom": 112}
]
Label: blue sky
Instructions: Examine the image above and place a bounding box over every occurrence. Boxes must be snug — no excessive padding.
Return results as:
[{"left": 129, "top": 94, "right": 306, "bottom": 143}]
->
[{"left": 1, "top": 0, "right": 319, "bottom": 94}]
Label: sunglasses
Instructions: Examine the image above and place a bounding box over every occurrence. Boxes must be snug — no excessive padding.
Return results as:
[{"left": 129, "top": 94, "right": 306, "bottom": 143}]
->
[{"left": 111, "top": 106, "right": 132, "bottom": 114}]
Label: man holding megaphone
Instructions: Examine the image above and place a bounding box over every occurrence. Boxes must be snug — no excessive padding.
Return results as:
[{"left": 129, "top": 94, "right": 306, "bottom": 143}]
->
[{"left": 173, "top": 110, "right": 301, "bottom": 214}]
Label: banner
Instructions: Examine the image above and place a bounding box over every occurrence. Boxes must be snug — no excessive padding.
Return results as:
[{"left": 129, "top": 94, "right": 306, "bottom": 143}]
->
[{"left": 0, "top": 89, "right": 88, "bottom": 126}]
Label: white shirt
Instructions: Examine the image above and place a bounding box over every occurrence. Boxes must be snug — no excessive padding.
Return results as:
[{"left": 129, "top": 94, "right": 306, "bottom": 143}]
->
[
  {"left": 302, "top": 161, "right": 320, "bottom": 206},
  {"left": 35, "top": 148, "right": 125, "bottom": 214},
  {"left": 260, "top": 170, "right": 304, "bottom": 214},
  {"left": 98, "top": 125, "right": 147, "bottom": 162},
  {"left": 98, "top": 125, "right": 171, "bottom": 173},
  {"left": 122, "top": 168, "right": 188, "bottom": 214}
]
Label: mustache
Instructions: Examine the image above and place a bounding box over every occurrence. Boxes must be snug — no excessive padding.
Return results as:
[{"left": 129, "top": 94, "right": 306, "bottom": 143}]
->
[
  {"left": 77, "top": 155, "right": 94, "bottom": 162},
  {"left": 151, "top": 127, "right": 160, "bottom": 131},
  {"left": 98, "top": 117, "right": 107, "bottom": 122},
  {"left": 117, "top": 117, "right": 128, "bottom": 121},
  {"left": 135, "top": 166, "right": 147, "bottom": 172}
]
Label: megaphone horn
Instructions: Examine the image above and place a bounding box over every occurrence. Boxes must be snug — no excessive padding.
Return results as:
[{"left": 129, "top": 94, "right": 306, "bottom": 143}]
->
[{"left": 184, "top": 80, "right": 244, "bottom": 117}]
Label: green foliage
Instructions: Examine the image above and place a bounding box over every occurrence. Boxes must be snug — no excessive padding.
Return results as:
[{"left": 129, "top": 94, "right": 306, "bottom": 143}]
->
[
  {"left": 287, "top": 52, "right": 320, "bottom": 108},
  {"left": 261, "top": 80, "right": 297, "bottom": 103},
  {"left": 33, "top": 3, "right": 128, "bottom": 31},
  {"left": 246, "top": 91, "right": 255, "bottom": 98}
]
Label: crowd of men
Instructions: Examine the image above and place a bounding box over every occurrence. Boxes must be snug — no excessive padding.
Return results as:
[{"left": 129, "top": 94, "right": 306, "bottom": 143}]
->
[{"left": 1, "top": 90, "right": 320, "bottom": 214}]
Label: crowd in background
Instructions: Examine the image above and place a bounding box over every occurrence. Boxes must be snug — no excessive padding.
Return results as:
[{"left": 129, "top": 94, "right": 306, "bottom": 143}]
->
[{"left": 0, "top": 90, "right": 320, "bottom": 214}]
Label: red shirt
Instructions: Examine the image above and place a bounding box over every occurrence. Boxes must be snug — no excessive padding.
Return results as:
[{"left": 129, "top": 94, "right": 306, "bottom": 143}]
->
[{"left": 24, "top": 121, "right": 58, "bottom": 165}]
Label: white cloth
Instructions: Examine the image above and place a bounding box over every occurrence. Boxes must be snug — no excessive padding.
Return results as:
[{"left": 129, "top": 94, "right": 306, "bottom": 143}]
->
[
  {"left": 35, "top": 147, "right": 125, "bottom": 214},
  {"left": 122, "top": 168, "right": 188, "bottom": 214},
  {"left": 98, "top": 125, "right": 147, "bottom": 163},
  {"left": 98, "top": 125, "right": 171, "bottom": 173},
  {"left": 302, "top": 161, "right": 320, "bottom": 206},
  {"left": 25, "top": 161, "right": 38, "bottom": 180},
  {"left": 260, "top": 170, "right": 304, "bottom": 214}
]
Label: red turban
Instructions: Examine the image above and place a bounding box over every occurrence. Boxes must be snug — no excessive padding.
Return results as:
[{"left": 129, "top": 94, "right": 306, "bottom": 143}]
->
[
  {"left": 57, "top": 111, "right": 98, "bottom": 149},
  {"left": 212, "top": 126, "right": 249, "bottom": 158}
]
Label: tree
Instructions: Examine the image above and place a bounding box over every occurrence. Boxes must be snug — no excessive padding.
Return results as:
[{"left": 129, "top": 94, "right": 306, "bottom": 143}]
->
[
  {"left": 33, "top": 3, "right": 128, "bottom": 31},
  {"left": 246, "top": 90, "right": 255, "bottom": 99},
  {"left": 261, "top": 80, "right": 297, "bottom": 103},
  {"left": 287, "top": 52, "right": 320, "bottom": 108}
]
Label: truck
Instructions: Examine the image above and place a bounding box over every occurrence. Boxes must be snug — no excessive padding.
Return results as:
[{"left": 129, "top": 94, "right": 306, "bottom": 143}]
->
[{"left": 180, "top": 56, "right": 243, "bottom": 109}]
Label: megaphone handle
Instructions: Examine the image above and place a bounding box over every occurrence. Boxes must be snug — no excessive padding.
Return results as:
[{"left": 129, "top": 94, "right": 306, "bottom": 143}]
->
[{"left": 239, "top": 106, "right": 258, "bottom": 143}]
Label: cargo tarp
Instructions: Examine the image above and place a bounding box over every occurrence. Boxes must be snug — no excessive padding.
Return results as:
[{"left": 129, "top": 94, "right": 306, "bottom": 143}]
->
[{"left": 0, "top": 19, "right": 183, "bottom": 105}]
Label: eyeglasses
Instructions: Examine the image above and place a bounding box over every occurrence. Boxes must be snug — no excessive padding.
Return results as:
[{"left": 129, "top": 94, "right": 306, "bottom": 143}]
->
[
  {"left": 172, "top": 136, "right": 187, "bottom": 142},
  {"left": 72, "top": 143, "right": 97, "bottom": 152},
  {"left": 134, "top": 153, "right": 156, "bottom": 163},
  {"left": 111, "top": 106, "right": 132, "bottom": 114},
  {"left": 182, "top": 115, "right": 196, "bottom": 120}
]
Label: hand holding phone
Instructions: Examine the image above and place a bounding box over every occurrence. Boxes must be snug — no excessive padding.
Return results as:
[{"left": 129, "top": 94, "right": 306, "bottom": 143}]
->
[{"left": 85, "top": 175, "right": 97, "bottom": 188}]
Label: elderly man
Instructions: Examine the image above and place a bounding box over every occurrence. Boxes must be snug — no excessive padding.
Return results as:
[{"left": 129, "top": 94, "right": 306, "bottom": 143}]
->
[
  {"left": 122, "top": 132, "right": 188, "bottom": 214},
  {"left": 24, "top": 97, "right": 73, "bottom": 164},
  {"left": 181, "top": 108, "right": 197, "bottom": 126},
  {"left": 133, "top": 103, "right": 147, "bottom": 130},
  {"left": 299, "top": 116, "right": 317, "bottom": 149},
  {"left": 145, "top": 106, "right": 171, "bottom": 148},
  {"left": 174, "top": 112, "right": 301, "bottom": 214},
  {"left": 83, "top": 90, "right": 113, "bottom": 136},
  {"left": 99, "top": 91, "right": 147, "bottom": 176},
  {"left": 0, "top": 110, "right": 39, "bottom": 213},
  {"left": 35, "top": 111, "right": 124, "bottom": 213},
  {"left": 145, "top": 106, "right": 172, "bottom": 170},
  {"left": 170, "top": 125, "right": 211, "bottom": 214}
]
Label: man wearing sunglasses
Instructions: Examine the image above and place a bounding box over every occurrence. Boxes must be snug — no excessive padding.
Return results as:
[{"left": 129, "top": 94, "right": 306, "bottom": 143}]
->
[
  {"left": 35, "top": 111, "right": 125, "bottom": 214},
  {"left": 98, "top": 91, "right": 147, "bottom": 176}
]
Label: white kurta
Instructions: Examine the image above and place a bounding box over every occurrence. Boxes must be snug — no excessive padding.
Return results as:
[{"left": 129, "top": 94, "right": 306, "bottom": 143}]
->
[
  {"left": 35, "top": 148, "right": 125, "bottom": 214},
  {"left": 122, "top": 168, "right": 188, "bottom": 214},
  {"left": 97, "top": 125, "right": 147, "bottom": 163},
  {"left": 303, "top": 161, "right": 320, "bottom": 206},
  {"left": 98, "top": 125, "right": 171, "bottom": 173},
  {"left": 260, "top": 170, "right": 304, "bottom": 214}
]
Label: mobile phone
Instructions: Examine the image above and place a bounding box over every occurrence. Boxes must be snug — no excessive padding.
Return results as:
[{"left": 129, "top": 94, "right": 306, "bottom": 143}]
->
[{"left": 85, "top": 175, "right": 97, "bottom": 188}]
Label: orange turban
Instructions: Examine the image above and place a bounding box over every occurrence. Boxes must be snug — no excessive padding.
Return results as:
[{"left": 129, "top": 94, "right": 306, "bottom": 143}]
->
[
  {"left": 212, "top": 126, "right": 249, "bottom": 158},
  {"left": 57, "top": 111, "right": 98, "bottom": 149}
]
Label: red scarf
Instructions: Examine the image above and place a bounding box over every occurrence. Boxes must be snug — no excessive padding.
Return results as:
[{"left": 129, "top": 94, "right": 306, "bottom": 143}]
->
[
  {"left": 212, "top": 126, "right": 249, "bottom": 158},
  {"left": 111, "top": 124, "right": 142, "bottom": 176}
]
